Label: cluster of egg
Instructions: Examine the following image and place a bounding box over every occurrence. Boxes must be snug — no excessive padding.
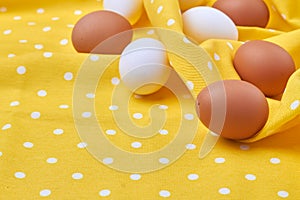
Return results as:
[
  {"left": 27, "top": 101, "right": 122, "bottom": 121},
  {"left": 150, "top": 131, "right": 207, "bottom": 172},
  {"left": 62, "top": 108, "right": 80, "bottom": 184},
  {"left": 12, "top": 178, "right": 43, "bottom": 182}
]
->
[
  {"left": 192, "top": 0, "right": 296, "bottom": 140},
  {"left": 71, "top": 0, "right": 296, "bottom": 140}
]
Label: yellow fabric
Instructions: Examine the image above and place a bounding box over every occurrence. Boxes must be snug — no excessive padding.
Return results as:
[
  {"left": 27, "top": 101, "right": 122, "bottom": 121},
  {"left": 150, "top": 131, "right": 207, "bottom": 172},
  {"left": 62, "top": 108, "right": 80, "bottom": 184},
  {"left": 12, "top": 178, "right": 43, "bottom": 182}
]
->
[{"left": 0, "top": 0, "right": 299, "bottom": 199}]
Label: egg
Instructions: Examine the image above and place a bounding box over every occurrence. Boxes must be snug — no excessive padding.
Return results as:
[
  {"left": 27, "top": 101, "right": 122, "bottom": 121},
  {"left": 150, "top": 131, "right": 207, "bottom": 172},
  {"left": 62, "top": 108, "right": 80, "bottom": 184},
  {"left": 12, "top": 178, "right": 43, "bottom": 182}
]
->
[
  {"left": 119, "top": 38, "right": 171, "bottom": 95},
  {"left": 71, "top": 10, "right": 133, "bottom": 54},
  {"left": 196, "top": 80, "right": 269, "bottom": 140},
  {"left": 103, "top": 0, "right": 143, "bottom": 25},
  {"left": 233, "top": 40, "right": 295, "bottom": 97},
  {"left": 182, "top": 6, "right": 238, "bottom": 43},
  {"left": 213, "top": 0, "right": 269, "bottom": 27}
]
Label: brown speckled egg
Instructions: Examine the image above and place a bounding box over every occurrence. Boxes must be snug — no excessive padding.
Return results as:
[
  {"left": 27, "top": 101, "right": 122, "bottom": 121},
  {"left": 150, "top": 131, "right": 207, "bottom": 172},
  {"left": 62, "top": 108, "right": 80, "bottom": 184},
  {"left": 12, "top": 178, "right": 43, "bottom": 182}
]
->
[
  {"left": 213, "top": 0, "right": 269, "bottom": 27},
  {"left": 196, "top": 80, "right": 269, "bottom": 140},
  {"left": 71, "top": 10, "right": 133, "bottom": 54},
  {"left": 233, "top": 40, "right": 295, "bottom": 97}
]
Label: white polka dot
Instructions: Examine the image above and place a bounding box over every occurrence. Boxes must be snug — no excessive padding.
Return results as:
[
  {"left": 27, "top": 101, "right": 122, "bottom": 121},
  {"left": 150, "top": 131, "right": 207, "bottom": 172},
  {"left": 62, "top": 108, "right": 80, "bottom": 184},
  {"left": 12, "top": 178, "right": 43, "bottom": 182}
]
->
[
  {"left": 186, "top": 81, "right": 194, "bottom": 90},
  {"left": 72, "top": 172, "right": 83, "bottom": 180},
  {"left": 43, "top": 52, "right": 53, "bottom": 58},
  {"left": 0, "top": 7, "right": 7, "bottom": 12},
  {"left": 99, "top": 189, "right": 111, "bottom": 197},
  {"left": 183, "top": 37, "right": 191, "bottom": 44},
  {"left": 111, "top": 77, "right": 120, "bottom": 85},
  {"left": 219, "top": 188, "right": 230, "bottom": 195},
  {"left": 37, "top": 90, "right": 47, "bottom": 97},
  {"left": 60, "top": 39, "right": 68, "bottom": 46},
  {"left": 214, "top": 53, "right": 220, "bottom": 61},
  {"left": 130, "top": 174, "right": 141, "bottom": 180},
  {"left": 13, "top": 16, "right": 21, "bottom": 20},
  {"left": 0, "top": 152, "right": 2, "bottom": 157},
  {"left": 86, "top": 93, "right": 95, "bottom": 99},
  {"left": 187, "top": 174, "right": 199, "bottom": 181},
  {"left": 185, "top": 143, "right": 196, "bottom": 150},
  {"left": 53, "top": 129, "right": 64, "bottom": 135},
  {"left": 51, "top": 17, "right": 60, "bottom": 21},
  {"left": 82, "top": 112, "right": 92, "bottom": 118},
  {"left": 34, "top": 44, "right": 44, "bottom": 50},
  {"left": 134, "top": 94, "right": 142, "bottom": 99},
  {"left": 184, "top": 113, "right": 194, "bottom": 120},
  {"left": 17, "top": 66, "right": 26, "bottom": 75},
  {"left": 215, "top": 157, "right": 225, "bottom": 164},
  {"left": 2, "top": 123, "right": 11, "bottom": 130},
  {"left": 159, "top": 190, "right": 171, "bottom": 198},
  {"left": 19, "top": 39, "right": 28, "bottom": 44},
  {"left": 67, "top": 24, "right": 74, "bottom": 28},
  {"left": 10, "top": 101, "right": 20, "bottom": 107},
  {"left": 278, "top": 191, "right": 289, "bottom": 198},
  {"left": 31, "top": 112, "right": 41, "bottom": 119},
  {"left": 226, "top": 42, "right": 234, "bottom": 50},
  {"left": 89, "top": 54, "right": 99, "bottom": 61},
  {"left": 3, "top": 29, "right": 12, "bottom": 35},
  {"left": 207, "top": 61, "right": 213, "bottom": 71},
  {"left": 40, "top": 189, "right": 51, "bottom": 197},
  {"left": 270, "top": 158, "right": 280, "bottom": 164},
  {"left": 47, "top": 157, "right": 58, "bottom": 164},
  {"left": 245, "top": 174, "right": 256, "bottom": 181},
  {"left": 131, "top": 142, "right": 142, "bottom": 148},
  {"left": 281, "top": 13, "right": 287, "bottom": 20},
  {"left": 159, "top": 129, "right": 168, "bottom": 135},
  {"left": 167, "top": 19, "right": 175, "bottom": 26},
  {"left": 159, "top": 157, "right": 169, "bottom": 164},
  {"left": 106, "top": 129, "right": 116, "bottom": 135},
  {"left": 74, "top": 10, "right": 82, "bottom": 15},
  {"left": 109, "top": 105, "right": 119, "bottom": 111},
  {"left": 23, "top": 142, "right": 34, "bottom": 148},
  {"left": 64, "top": 72, "right": 73, "bottom": 81},
  {"left": 150, "top": 0, "right": 154, "bottom": 4},
  {"left": 159, "top": 105, "right": 168, "bottom": 110},
  {"left": 36, "top": 8, "right": 45, "bottom": 14},
  {"left": 290, "top": 100, "right": 299, "bottom": 110},
  {"left": 8, "top": 54, "right": 16, "bottom": 58},
  {"left": 77, "top": 142, "right": 87, "bottom": 148},
  {"left": 103, "top": 157, "right": 114, "bottom": 165},
  {"left": 133, "top": 113, "right": 143, "bottom": 119},
  {"left": 240, "top": 144, "right": 250, "bottom": 150},
  {"left": 59, "top": 104, "right": 69, "bottom": 109},
  {"left": 147, "top": 29, "right": 154, "bottom": 35},
  {"left": 157, "top": 5, "right": 163, "bottom": 14},
  {"left": 42, "top": 26, "right": 51, "bottom": 32},
  {"left": 27, "top": 22, "right": 36, "bottom": 26},
  {"left": 15, "top": 172, "right": 26, "bottom": 179}
]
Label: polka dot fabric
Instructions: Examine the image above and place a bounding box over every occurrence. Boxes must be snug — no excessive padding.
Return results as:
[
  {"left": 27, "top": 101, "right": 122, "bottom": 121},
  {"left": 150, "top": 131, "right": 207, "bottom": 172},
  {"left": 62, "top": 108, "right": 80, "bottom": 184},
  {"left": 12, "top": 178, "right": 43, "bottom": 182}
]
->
[{"left": 0, "top": 0, "right": 299, "bottom": 200}]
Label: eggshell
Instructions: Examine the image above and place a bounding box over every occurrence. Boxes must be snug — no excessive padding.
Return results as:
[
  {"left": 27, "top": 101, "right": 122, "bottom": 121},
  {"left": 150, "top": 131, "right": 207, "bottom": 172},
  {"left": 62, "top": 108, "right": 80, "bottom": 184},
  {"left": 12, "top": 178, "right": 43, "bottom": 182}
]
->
[
  {"left": 103, "top": 0, "right": 143, "bottom": 25},
  {"left": 233, "top": 40, "right": 295, "bottom": 97},
  {"left": 213, "top": 0, "right": 269, "bottom": 28},
  {"left": 196, "top": 80, "right": 269, "bottom": 140},
  {"left": 71, "top": 10, "right": 133, "bottom": 54},
  {"left": 182, "top": 6, "right": 238, "bottom": 43},
  {"left": 119, "top": 38, "right": 171, "bottom": 95}
]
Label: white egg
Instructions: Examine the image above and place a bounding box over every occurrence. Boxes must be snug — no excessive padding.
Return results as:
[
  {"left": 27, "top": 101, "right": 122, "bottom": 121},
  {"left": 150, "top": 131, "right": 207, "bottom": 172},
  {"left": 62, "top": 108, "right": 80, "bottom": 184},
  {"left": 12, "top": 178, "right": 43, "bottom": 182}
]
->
[
  {"left": 103, "top": 0, "right": 143, "bottom": 25},
  {"left": 119, "top": 38, "right": 171, "bottom": 95},
  {"left": 182, "top": 6, "right": 238, "bottom": 43}
]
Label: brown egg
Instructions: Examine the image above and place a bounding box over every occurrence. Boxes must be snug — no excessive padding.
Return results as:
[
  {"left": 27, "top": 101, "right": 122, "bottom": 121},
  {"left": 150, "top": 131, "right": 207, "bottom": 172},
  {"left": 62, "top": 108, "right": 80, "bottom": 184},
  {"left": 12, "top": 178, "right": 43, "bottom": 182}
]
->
[
  {"left": 196, "top": 80, "right": 269, "bottom": 140},
  {"left": 71, "top": 10, "right": 133, "bottom": 54},
  {"left": 213, "top": 0, "right": 269, "bottom": 27},
  {"left": 233, "top": 40, "right": 295, "bottom": 97}
]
